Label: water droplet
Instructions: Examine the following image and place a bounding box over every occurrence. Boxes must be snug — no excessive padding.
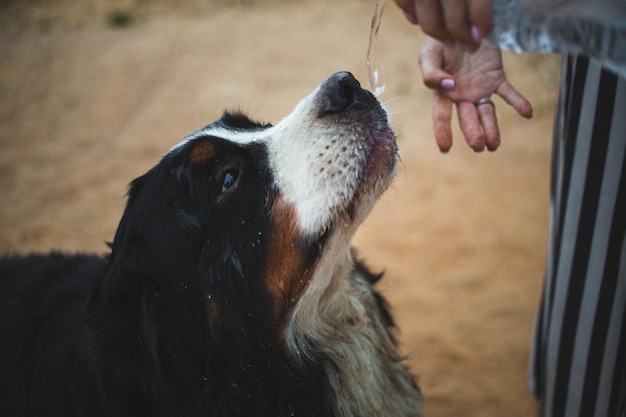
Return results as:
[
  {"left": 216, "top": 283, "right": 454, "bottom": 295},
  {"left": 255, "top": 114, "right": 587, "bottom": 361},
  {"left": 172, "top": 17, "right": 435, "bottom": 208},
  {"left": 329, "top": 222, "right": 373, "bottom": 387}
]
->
[{"left": 366, "top": 0, "right": 387, "bottom": 96}]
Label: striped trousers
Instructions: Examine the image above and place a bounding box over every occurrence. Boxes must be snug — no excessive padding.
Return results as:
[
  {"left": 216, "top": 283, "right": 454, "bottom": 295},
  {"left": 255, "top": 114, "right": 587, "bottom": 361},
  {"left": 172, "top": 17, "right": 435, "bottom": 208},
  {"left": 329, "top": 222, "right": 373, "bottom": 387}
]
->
[{"left": 529, "top": 54, "right": 626, "bottom": 417}]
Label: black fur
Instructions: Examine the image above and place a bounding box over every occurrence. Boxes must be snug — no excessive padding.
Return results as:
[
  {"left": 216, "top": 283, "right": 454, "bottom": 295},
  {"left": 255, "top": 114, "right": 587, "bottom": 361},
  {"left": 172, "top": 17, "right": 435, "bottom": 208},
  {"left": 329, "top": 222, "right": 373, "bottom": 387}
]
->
[
  {"left": 0, "top": 73, "right": 421, "bottom": 417},
  {"left": 0, "top": 106, "right": 405, "bottom": 416}
]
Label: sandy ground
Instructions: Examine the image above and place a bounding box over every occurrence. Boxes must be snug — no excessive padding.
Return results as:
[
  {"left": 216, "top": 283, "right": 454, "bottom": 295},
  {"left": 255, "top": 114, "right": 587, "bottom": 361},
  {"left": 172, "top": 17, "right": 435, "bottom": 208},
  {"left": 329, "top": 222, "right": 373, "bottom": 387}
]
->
[{"left": 0, "top": 1, "right": 562, "bottom": 416}]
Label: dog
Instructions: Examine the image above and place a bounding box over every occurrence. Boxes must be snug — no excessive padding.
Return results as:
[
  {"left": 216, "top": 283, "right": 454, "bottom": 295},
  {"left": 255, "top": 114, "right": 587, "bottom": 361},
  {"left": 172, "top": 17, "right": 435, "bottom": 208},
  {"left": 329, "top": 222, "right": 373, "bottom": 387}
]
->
[{"left": 0, "top": 72, "right": 424, "bottom": 417}]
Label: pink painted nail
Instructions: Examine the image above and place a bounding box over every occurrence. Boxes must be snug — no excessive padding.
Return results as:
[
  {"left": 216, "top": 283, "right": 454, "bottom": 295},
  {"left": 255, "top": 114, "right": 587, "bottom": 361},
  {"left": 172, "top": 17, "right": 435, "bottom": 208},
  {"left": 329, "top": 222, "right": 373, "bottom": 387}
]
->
[
  {"left": 471, "top": 25, "right": 482, "bottom": 43},
  {"left": 441, "top": 79, "right": 455, "bottom": 90}
]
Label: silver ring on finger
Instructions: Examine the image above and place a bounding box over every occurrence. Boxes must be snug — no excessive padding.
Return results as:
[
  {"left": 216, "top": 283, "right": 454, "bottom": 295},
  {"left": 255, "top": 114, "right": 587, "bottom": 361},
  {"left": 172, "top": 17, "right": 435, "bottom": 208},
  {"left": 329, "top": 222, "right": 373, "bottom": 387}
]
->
[{"left": 474, "top": 97, "right": 495, "bottom": 109}]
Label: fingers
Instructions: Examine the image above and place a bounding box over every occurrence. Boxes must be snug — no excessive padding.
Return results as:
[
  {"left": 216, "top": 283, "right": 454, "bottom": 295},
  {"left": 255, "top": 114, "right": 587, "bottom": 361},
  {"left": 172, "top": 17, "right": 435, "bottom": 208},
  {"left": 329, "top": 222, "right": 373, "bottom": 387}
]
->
[
  {"left": 433, "top": 92, "right": 454, "bottom": 153},
  {"left": 414, "top": 0, "right": 454, "bottom": 44},
  {"left": 457, "top": 100, "right": 500, "bottom": 152},
  {"left": 457, "top": 101, "right": 485, "bottom": 152},
  {"left": 419, "top": 39, "right": 455, "bottom": 90},
  {"left": 415, "top": 0, "right": 476, "bottom": 48},
  {"left": 468, "top": 0, "right": 494, "bottom": 41},
  {"left": 476, "top": 101, "right": 500, "bottom": 151},
  {"left": 395, "top": 0, "right": 494, "bottom": 49},
  {"left": 439, "top": 0, "right": 475, "bottom": 49},
  {"left": 496, "top": 80, "right": 534, "bottom": 119},
  {"left": 432, "top": 93, "right": 504, "bottom": 153},
  {"left": 393, "top": 0, "right": 418, "bottom": 24}
]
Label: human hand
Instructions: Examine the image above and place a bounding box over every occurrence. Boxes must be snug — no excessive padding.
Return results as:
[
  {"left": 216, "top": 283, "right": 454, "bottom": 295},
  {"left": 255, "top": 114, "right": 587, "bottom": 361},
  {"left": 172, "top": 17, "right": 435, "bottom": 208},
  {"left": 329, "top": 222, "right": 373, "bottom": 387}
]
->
[
  {"left": 419, "top": 37, "right": 533, "bottom": 152},
  {"left": 393, "top": 0, "right": 493, "bottom": 51}
]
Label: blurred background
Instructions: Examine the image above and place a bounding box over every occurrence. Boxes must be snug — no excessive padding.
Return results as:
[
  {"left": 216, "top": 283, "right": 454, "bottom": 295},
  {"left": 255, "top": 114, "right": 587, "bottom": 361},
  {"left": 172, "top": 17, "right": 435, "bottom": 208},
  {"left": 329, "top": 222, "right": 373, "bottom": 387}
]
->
[{"left": 0, "top": 0, "right": 561, "bottom": 415}]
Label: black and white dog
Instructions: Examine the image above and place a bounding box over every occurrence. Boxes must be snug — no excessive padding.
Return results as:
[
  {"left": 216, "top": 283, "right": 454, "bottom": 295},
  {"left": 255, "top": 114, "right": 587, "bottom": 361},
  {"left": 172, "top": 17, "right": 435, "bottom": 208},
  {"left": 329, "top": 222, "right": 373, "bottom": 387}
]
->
[{"left": 0, "top": 72, "right": 424, "bottom": 417}]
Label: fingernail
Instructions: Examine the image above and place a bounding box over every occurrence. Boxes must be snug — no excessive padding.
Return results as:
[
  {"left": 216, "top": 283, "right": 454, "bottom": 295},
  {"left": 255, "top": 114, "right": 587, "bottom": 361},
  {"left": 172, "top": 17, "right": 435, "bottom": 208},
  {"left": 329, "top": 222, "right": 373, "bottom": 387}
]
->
[
  {"left": 404, "top": 11, "right": 418, "bottom": 25},
  {"left": 488, "top": 140, "right": 500, "bottom": 152},
  {"left": 441, "top": 79, "right": 455, "bottom": 90},
  {"left": 471, "top": 25, "right": 482, "bottom": 43}
]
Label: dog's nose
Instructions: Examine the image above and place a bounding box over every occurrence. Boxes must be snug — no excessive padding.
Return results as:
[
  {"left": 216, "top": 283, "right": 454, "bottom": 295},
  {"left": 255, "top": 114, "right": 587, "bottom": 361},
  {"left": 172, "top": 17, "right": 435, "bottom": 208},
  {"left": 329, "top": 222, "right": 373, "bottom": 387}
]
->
[{"left": 318, "top": 72, "right": 365, "bottom": 116}]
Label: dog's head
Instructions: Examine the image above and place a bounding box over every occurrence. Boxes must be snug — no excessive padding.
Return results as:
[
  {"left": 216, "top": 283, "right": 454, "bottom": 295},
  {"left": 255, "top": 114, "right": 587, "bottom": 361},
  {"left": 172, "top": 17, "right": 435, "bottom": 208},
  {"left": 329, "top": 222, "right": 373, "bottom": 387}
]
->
[
  {"left": 93, "top": 72, "right": 404, "bottom": 413},
  {"left": 109, "top": 71, "right": 397, "bottom": 317}
]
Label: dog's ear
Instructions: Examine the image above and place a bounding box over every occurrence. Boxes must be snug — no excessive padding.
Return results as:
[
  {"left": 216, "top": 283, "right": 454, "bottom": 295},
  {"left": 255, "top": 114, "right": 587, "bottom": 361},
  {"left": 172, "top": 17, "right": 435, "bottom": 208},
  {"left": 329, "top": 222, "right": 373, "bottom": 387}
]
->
[
  {"left": 74, "top": 173, "right": 207, "bottom": 411},
  {"left": 71, "top": 258, "right": 163, "bottom": 414}
]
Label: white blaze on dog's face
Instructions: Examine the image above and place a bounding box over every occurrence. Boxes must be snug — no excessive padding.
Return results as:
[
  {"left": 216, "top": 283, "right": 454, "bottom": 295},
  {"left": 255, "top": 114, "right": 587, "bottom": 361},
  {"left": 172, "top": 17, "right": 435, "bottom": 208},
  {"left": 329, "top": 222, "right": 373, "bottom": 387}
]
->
[
  {"left": 170, "top": 72, "right": 397, "bottom": 320},
  {"left": 179, "top": 72, "right": 397, "bottom": 237},
  {"left": 267, "top": 72, "right": 398, "bottom": 236},
  {"left": 264, "top": 72, "right": 398, "bottom": 322}
]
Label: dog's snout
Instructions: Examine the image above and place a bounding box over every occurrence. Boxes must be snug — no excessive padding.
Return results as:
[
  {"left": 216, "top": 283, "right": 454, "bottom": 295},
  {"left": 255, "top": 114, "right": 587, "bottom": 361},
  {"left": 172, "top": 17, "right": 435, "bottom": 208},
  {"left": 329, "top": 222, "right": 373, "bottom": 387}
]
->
[{"left": 318, "top": 72, "right": 365, "bottom": 116}]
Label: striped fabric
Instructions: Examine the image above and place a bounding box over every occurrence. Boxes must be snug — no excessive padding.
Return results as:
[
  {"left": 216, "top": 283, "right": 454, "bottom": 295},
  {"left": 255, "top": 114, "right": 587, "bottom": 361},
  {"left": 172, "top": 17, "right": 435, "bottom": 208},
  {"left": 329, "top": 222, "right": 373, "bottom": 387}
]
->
[{"left": 530, "top": 54, "right": 626, "bottom": 417}]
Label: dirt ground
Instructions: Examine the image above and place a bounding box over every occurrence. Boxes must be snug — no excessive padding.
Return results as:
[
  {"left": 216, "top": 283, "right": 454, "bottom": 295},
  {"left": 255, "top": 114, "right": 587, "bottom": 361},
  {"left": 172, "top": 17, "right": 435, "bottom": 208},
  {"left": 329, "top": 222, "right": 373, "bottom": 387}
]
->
[{"left": 0, "top": 0, "right": 562, "bottom": 416}]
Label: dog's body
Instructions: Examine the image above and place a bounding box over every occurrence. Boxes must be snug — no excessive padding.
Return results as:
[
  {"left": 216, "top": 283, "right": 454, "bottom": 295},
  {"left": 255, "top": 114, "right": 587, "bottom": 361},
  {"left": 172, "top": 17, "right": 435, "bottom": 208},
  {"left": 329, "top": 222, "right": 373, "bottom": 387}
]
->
[{"left": 0, "top": 72, "right": 424, "bottom": 417}]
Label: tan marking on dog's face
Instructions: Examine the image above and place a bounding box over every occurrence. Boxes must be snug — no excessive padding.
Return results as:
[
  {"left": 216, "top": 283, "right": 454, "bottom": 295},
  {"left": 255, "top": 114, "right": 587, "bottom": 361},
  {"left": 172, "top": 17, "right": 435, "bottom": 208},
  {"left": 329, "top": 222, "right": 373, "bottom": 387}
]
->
[
  {"left": 264, "top": 197, "right": 317, "bottom": 321},
  {"left": 189, "top": 140, "right": 217, "bottom": 166}
]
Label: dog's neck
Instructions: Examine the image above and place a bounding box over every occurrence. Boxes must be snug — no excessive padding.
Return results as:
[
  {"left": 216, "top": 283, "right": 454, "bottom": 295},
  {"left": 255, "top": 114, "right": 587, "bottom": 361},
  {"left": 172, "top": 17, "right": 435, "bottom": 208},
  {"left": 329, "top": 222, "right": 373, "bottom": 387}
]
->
[{"left": 285, "top": 236, "right": 424, "bottom": 417}]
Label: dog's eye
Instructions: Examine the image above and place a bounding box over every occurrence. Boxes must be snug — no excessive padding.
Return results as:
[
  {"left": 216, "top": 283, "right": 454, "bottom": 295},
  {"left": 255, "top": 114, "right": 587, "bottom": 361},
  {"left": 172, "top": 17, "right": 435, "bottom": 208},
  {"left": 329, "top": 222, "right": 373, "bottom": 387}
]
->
[{"left": 221, "top": 169, "right": 239, "bottom": 193}]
